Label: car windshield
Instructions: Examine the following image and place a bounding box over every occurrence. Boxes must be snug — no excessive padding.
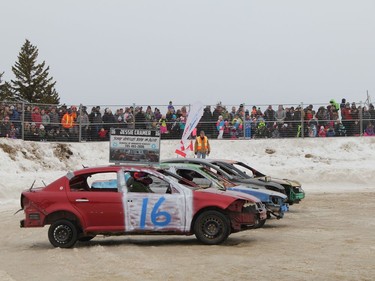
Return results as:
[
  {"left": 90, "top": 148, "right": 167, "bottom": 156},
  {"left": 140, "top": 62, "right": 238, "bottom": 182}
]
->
[
  {"left": 157, "top": 168, "right": 200, "bottom": 189},
  {"left": 210, "top": 161, "right": 251, "bottom": 179},
  {"left": 231, "top": 162, "right": 266, "bottom": 177},
  {"left": 173, "top": 167, "right": 227, "bottom": 191},
  {"left": 202, "top": 167, "right": 236, "bottom": 188}
]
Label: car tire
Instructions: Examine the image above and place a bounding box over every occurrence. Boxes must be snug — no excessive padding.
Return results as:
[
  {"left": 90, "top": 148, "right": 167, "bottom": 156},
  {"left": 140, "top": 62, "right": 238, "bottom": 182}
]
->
[
  {"left": 48, "top": 219, "right": 78, "bottom": 248},
  {"left": 194, "top": 210, "right": 230, "bottom": 245}
]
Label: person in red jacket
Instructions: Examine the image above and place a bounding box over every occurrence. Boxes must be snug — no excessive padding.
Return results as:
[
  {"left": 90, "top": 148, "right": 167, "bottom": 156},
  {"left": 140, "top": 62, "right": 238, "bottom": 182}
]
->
[
  {"left": 31, "top": 107, "right": 42, "bottom": 128},
  {"left": 318, "top": 126, "right": 327, "bottom": 137},
  {"left": 98, "top": 127, "right": 108, "bottom": 141},
  {"left": 341, "top": 102, "right": 353, "bottom": 136}
]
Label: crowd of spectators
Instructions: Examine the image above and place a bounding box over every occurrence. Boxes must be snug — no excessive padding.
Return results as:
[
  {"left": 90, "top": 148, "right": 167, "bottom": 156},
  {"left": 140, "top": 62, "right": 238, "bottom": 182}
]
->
[
  {"left": 0, "top": 98, "right": 374, "bottom": 142},
  {"left": 197, "top": 99, "right": 375, "bottom": 139}
]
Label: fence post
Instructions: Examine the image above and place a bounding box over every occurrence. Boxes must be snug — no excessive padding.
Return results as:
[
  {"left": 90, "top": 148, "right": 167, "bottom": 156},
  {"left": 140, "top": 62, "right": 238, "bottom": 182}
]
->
[
  {"left": 78, "top": 103, "right": 82, "bottom": 142},
  {"left": 300, "top": 102, "right": 304, "bottom": 138},
  {"left": 21, "top": 102, "right": 25, "bottom": 140},
  {"left": 242, "top": 103, "right": 245, "bottom": 139},
  {"left": 359, "top": 101, "right": 363, "bottom": 136}
]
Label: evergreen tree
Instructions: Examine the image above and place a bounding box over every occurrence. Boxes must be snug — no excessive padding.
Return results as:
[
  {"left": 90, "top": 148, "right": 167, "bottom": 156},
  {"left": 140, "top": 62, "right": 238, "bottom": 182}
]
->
[
  {"left": 0, "top": 72, "right": 13, "bottom": 101},
  {"left": 11, "top": 39, "right": 60, "bottom": 104}
]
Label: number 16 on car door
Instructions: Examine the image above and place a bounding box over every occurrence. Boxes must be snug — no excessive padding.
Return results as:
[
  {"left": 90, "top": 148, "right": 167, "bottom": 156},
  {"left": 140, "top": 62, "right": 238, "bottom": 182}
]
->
[{"left": 123, "top": 192, "right": 190, "bottom": 232}]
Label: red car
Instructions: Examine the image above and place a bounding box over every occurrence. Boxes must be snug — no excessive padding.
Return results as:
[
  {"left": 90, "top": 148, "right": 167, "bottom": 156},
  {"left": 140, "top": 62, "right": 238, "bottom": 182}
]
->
[{"left": 20, "top": 165, "right": 266, "bottom": 247}]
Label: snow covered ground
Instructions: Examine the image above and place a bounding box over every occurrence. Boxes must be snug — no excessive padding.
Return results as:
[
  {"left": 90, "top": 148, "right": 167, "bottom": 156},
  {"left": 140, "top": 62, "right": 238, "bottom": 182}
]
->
[
  {"left": 1, "top": 137, "right": 374, "bottom": 281},
  {"left": 1, "top": 136, "right": 374, "bottom": 206}
]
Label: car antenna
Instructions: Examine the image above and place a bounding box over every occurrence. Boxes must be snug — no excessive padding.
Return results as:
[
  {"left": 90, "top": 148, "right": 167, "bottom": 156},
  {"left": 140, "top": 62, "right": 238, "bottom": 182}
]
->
[
  {"left": 42, "top": 180, "right": 46, "bottom": 187},
  {"left": 14, "top": 208, "right": 23, "bottom": 215},
  {"left": 82, "top": 164, "right": 88, "bottom": 168},
  {"left": 29, "top": 180, "right": 36, "bottom": 191}
]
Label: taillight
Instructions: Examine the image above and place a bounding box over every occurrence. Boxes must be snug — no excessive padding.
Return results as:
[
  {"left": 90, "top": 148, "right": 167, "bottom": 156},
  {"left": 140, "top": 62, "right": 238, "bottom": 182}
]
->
[{"left": 28, "top": 213, "right": 40, "bottom": 220}]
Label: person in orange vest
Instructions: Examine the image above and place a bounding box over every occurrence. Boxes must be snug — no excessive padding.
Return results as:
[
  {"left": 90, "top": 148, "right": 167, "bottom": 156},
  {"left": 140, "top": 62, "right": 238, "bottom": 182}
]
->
[
  {"left": 61, "top": 108, "right": 75, "bottom": 134},
  {"left": 194, "top": 130, "right": 210, "bottom": 159}
]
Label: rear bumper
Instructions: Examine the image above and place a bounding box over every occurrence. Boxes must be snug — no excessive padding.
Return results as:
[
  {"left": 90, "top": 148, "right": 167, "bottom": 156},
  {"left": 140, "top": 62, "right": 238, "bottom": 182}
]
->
[{"left": 20, "top": 212, "right": 44, "bottom": 227}]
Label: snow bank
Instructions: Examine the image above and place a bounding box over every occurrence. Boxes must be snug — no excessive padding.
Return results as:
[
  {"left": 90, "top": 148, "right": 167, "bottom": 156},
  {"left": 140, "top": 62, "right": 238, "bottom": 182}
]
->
[{"left": 1, "top": 137, "right": 374, "bottom": 204}]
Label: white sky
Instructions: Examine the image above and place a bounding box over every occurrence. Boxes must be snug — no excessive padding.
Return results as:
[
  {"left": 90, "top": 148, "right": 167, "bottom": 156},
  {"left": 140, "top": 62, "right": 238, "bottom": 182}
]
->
[{"left": 1, "top": 1, "right": 374, "bottom": 107}]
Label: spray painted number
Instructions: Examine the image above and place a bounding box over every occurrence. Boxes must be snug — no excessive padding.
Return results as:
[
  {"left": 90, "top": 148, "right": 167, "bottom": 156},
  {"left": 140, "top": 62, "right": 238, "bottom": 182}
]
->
[{"left": 140, "top": 197, "right": 171, "bottom": 228}]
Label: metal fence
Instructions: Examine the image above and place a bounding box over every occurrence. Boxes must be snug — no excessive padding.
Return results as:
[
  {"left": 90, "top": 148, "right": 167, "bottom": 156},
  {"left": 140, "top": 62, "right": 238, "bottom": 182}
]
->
[{"left": 0, "top": 100, "right": 373, "bottom": 142}]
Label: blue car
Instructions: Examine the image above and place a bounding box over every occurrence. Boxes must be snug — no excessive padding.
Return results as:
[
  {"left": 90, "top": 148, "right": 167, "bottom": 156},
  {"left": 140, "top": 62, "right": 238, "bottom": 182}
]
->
[{"left": 227, "top": 186, "right": 289, "bottom": 218}]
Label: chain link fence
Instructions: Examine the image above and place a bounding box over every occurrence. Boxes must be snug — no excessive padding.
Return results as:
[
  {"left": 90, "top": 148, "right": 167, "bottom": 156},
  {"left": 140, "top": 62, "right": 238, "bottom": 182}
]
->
[{"left": 0, "top": 100, "right": 373, "bottom": 142}]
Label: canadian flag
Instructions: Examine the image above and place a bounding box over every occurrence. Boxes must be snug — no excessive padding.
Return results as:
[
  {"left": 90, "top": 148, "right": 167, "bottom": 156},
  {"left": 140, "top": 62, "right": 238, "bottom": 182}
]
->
[
  {"left": 175, "top": 140, "right": 194, "bottom": 157},
  {"left": 175, "top": 102, "right": 204, "bottom": 158}
]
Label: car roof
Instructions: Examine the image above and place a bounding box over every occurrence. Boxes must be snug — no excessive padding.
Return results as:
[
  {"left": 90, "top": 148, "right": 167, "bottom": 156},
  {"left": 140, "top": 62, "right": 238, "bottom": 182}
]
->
[
  {"left": 195, "top": 159, "right": 251, "bottom": 178},
  {"left": 161, "top": 158, "right": 225, "bottom": 168},
  {"left": 162, "top": 162, "right": 286, "bottom": 198},
  {"left": 207, "top": 159, "right": 266, "bottom": 177},
  {"left": 161, "top": 162, "right": 203, "bottom": 169},
  {"left": 69, "top": 164, "right": 162, "bottom": 176},
  {"left": 208, "top": 159, "right": 237, "bottom": 164},
  {"left": 161, "top": 162, "right": 224, "bottom": 179},
  {"left": 161, "top": 158, "right": 234, "bottom": 179},
  {"left": 67, "top": 164, "right": 201, "bottom": 188}
]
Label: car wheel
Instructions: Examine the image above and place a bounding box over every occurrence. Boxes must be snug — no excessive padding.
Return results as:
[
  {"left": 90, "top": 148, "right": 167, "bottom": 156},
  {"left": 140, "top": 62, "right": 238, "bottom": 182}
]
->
[
  {"left": 48, "top": 220, "right": 78, "bottom": 248},
  {"left": 194, "top": 210, "right": 230, "bottom": 245},
  {"left": 78, "top": 235, "right": 96, "bottom": 242}
]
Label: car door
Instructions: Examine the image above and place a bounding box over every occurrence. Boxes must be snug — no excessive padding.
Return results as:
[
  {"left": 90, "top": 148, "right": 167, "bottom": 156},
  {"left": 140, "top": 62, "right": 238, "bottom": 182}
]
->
[
  {"left": 67, "top": 171, "right": 124, "bottom": 232},
  {"left": 122, "top": 174, "right": 189, "bottom": 233}
]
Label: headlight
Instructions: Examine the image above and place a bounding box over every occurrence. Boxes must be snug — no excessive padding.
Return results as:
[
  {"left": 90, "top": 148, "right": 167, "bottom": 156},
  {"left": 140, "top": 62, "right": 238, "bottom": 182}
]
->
[{"left": 270, "top": 196, "right": 280, "bottom": 205}]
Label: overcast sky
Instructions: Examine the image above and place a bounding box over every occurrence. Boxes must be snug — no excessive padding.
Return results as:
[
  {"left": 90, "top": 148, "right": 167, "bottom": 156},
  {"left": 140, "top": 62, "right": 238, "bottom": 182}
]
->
[{"left": 1, "top": 0, "right": 374, "bottom": 107}]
